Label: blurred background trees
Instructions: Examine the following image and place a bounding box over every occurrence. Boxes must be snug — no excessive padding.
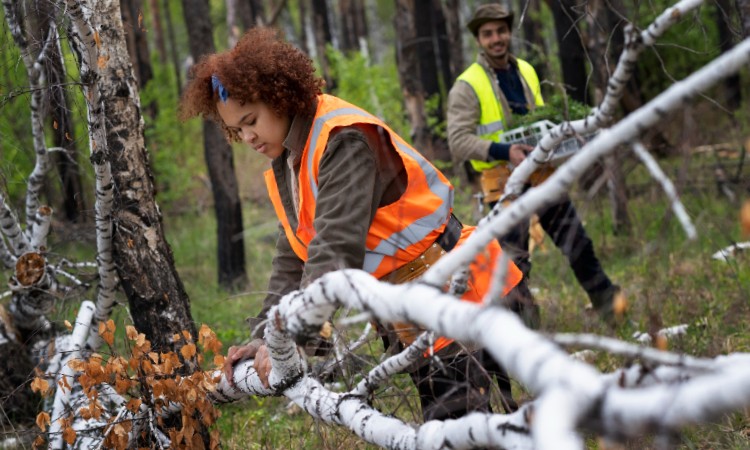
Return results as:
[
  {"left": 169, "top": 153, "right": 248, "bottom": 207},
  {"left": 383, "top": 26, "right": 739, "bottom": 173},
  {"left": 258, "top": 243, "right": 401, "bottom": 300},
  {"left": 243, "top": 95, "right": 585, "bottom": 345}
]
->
[{"left": 2, "top": 0, "right": 747, "bottom": 248}]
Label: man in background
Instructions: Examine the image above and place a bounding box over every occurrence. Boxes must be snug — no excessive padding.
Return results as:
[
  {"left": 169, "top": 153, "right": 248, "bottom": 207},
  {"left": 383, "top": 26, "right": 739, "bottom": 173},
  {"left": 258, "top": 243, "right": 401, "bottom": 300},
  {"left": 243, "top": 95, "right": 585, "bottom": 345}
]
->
[{"left": 447, "top": 3, "right": 621, "bottom": 318}]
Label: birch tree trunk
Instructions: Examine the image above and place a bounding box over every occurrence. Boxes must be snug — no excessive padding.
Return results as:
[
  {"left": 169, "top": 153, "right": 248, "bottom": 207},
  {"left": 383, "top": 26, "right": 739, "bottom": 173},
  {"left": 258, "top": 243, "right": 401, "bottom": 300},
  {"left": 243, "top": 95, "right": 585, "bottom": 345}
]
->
[{"left": 182, "top": 0, "right": 248, "bottom": 290}]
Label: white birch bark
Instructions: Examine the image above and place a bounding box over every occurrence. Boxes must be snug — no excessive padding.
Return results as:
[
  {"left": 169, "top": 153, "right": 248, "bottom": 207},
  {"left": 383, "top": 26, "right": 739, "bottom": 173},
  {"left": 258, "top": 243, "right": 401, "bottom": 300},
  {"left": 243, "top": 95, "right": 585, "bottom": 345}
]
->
[
  {"left": 0, "top": 0, "right": 55, "bottom": 237},
  {"left": 630, "top": 141, "right": 697, "bottom": 238},
  {"left": 0, "top": 192, "right": 29, "bottom": 255},
  {"left": 216, "top": 269, "right": 750, "bottom": 448},
  {"left": 48, "top": 301, "right": 95, "bottom": 449},
  {"left": 55, "top": 0, "right": 120, "bottom": 349},
  {"left": 0, "top": 237, "right": 14, "bottom": 269},
  {"left": 30, "top": 206, "right": 53, "bottom": 250}
]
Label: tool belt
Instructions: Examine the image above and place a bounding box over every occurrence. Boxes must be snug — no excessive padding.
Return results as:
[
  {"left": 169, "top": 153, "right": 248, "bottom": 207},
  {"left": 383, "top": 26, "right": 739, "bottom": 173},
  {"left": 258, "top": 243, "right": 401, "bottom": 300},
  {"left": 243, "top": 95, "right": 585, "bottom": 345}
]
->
[
  {"left": 381, "top": 214, "right": 463, "bottom": 346},
  {"left": 479, "top": 164, "right": 556, "bottom": 204}
]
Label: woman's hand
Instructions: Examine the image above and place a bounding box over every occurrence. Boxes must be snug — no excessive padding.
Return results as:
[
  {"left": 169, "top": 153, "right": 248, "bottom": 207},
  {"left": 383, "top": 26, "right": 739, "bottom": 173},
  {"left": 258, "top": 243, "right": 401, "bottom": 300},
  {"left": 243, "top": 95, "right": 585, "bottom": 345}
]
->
[{"left": 223, "top": 338, "right": 272, "bottom": 388}]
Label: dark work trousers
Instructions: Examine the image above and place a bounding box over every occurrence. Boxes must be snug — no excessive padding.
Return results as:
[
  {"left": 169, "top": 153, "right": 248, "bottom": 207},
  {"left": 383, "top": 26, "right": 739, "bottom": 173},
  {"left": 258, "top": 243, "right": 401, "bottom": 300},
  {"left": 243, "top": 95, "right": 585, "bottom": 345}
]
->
[
  {"left": 491, "top": 195, "right": 613, "bottom": 297},
  {"left": 383, "top": 281, "right": 538, "bottom": 421}
]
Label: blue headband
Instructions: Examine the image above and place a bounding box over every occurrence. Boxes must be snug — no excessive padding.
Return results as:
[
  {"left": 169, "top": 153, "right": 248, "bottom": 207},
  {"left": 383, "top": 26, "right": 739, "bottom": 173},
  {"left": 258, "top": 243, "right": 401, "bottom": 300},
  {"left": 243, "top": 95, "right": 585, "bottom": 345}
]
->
[{"left": 211, "top": 74, "right": 229, "bottom": 103}]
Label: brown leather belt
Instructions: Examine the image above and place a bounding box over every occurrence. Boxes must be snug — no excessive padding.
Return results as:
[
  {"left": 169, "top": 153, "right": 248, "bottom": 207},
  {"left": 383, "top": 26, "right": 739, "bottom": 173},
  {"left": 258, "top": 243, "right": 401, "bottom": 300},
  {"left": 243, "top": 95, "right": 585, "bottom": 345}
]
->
[
  {"left": 381, "top": 215, "right": 463, "bottom": 345},
  {"left": 382, "top": 214, "right": 462, "bottom": 284}
]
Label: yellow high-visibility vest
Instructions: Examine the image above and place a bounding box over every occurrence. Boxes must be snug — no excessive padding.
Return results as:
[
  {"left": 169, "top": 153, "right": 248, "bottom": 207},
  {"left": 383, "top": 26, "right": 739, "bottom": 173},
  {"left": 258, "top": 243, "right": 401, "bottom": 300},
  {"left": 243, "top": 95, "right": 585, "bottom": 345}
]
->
[{"left": 456, "top": 59, "right": 543, "bottom": 172}]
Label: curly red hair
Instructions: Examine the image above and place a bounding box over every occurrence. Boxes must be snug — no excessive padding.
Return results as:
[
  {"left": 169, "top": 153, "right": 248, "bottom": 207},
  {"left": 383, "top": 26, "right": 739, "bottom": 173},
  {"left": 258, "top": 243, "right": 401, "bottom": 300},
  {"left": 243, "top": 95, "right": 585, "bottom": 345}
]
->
[{"left": 180, "top": 27, "right": 324, "bottom": 142}]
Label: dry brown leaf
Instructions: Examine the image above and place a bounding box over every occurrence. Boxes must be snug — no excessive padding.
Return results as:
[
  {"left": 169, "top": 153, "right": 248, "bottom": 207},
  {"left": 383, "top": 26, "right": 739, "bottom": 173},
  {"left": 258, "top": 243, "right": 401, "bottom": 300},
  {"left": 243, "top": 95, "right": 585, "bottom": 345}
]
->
[
  {"left": 613, "top": 290, "right": 628, "bottom": 317},
  {"left": 35, "top": 412, "right": 50, "bottom": 431},
  {"left": 33, "top": 435, "right": 46, "bottom": 448},
  {"left": 126, "top": 398, "right": 142, "bottom": 413},
  {"left": 181, "top": 343, "right": 197, "bottom": 360},
  {"left": 741, "top": 199, "right": 750, "bottom": 236},
  {"left": 30, "top": 377, "right": 50, "bottom": 395},
  {"left": 67, "top": 358, "right": 86, "bottom": 372},
  {"left": 62, "top": 426, "right": 76, "bottom": 445},
  {"left": 319, "top": 321, "right": 332, "bottom": 339},
  {"left": 655, "top": 334, "right": 668, "bottom": 351}
]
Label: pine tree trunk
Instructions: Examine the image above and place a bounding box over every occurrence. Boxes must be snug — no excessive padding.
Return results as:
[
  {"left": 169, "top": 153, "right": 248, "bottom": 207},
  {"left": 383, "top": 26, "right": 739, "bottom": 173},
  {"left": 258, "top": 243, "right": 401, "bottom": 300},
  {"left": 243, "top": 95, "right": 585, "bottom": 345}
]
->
[
  {"left": 585, "top": 0, "right": 630, "bottom": 234},
  {"left": 297, "top": 0, "right": 310, "bottom": 55},
  {"left": 182, "top": 0, "right": 248, "bottom": 289},
  {"left": 395, "top": 0, "right": 431, "bottom": 160},
  {"left": 147, "top": 0, "right": 167, "bottom": 64}
]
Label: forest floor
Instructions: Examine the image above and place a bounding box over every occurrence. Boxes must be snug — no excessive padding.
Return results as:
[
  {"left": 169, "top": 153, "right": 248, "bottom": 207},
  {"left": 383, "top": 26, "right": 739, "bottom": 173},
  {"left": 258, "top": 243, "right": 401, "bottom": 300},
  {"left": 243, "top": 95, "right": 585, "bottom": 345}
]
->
[{"left": 162, "top": 141, "right": 750, "bottom": 449}]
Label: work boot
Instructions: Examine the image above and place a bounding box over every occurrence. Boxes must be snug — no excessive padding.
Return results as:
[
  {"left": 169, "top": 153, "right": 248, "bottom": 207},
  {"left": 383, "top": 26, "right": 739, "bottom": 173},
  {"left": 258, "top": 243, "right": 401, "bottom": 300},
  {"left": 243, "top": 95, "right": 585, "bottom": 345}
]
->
[{"left": 587, "top": 284, "right": 624, "bottom": 322}]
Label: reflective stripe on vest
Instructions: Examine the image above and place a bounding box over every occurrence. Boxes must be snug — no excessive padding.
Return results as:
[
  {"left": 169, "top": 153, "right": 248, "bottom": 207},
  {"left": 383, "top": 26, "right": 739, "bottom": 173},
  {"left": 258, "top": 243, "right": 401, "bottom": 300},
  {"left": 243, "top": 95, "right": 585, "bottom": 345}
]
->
[
  {"left": 265, "top": 94, "right": 453, "bottom": 279},
  {"left": 457, "top": 59, "right": 543, "bottom": 172}
]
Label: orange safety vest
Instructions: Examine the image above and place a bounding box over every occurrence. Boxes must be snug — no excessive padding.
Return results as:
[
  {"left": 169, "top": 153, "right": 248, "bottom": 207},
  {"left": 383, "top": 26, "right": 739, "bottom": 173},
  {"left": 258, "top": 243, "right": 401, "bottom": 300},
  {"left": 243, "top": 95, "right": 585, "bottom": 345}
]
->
[{"left": 265, "top": 94, "right": 522, "bottom": 352}]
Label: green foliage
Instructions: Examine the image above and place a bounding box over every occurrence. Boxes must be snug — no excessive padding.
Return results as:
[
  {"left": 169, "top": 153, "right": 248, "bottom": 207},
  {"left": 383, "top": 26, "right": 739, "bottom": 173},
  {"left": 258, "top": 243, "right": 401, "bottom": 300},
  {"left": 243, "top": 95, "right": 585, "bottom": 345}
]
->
[
  {"left": 326, "top": 46, "right": 411, "bottom": 140},
  {"left": 1, "top": 13, "right": 95, "bottom": 210},
  {"left": 425, "top": 93, "right": 446, "bottom": 140},
  {"left": 1, "top": 19, "right": 35, "bottom": 205},
  {"left": 632, "top": 2, "right": 722, "bottom": 102},
  {"left": 513, "top": 95, "right": 592, "bottom": 128},
  {"left": 140, "top": 61, "right": 204, "bottom": 211}
]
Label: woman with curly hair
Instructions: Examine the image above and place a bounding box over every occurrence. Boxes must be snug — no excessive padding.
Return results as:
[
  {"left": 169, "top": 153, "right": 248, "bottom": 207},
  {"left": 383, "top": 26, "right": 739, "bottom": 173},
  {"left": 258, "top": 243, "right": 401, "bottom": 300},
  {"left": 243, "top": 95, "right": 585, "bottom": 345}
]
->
[{"left": 181, "top": 26, "right": 537, "bottom": 420}]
